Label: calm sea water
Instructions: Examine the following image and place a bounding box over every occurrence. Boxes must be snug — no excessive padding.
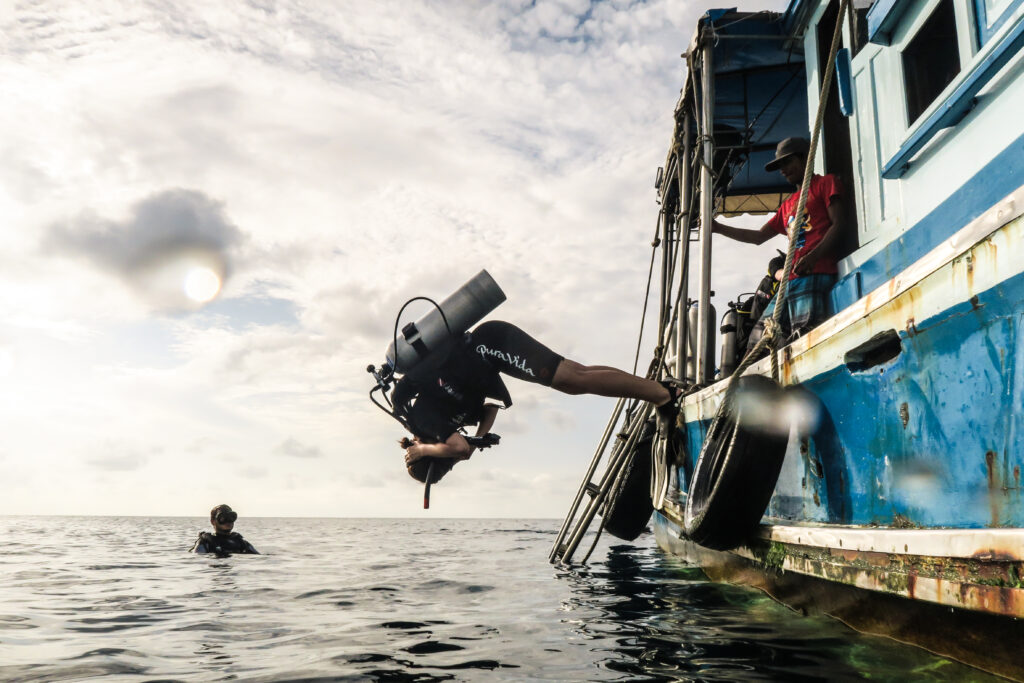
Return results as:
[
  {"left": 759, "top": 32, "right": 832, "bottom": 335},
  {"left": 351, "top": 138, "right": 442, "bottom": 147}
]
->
[{"left": 0, "top": 516, "right": 995, "bottom": 681}]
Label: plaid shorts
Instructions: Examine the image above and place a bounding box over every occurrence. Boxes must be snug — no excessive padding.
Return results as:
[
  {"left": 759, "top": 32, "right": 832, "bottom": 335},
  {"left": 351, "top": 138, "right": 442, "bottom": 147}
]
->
[{"left": 746, "top": 274, "right": 836, "bottom": 353}]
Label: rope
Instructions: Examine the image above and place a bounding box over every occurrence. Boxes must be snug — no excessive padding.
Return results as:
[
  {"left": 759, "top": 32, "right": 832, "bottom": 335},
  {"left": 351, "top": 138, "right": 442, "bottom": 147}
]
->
[{"left": 697, "top": 0, "right": 849, "bottom": 445}]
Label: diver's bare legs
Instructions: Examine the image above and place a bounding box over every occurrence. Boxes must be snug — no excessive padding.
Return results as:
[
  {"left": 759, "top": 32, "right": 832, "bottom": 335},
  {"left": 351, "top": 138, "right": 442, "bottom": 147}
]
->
[{"left": 551, "top": 359, "right": 672, "bottom": 405}]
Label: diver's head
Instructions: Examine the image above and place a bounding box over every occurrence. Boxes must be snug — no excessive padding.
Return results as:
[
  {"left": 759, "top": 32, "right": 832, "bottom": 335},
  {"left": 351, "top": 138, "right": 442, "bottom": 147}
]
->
[
  {"left": 399, "top": 436, "right": 458, "bottom": 484},
  {"left": 210, "top": 504, "right": 238, "bottom": 535}
]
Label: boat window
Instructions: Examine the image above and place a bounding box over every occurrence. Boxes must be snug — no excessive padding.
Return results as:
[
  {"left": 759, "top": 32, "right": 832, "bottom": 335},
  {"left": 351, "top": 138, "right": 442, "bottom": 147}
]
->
[
  {"left": 901, "top": 0, "right": 961, "bottom": 124},
  {"left": 974, "top": 0, "right": 1022, "bottom": 44}
]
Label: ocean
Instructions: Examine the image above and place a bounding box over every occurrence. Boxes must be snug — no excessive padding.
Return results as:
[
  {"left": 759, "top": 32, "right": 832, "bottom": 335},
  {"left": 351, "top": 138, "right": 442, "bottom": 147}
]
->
[{"left": 0, "top": 516, "right": 994, "bottom": 681}]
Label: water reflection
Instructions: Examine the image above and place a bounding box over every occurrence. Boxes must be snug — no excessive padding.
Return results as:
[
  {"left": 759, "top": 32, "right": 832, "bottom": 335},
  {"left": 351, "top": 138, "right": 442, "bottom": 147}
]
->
[{"left": 558, "top": 542, "right": 986, "bottom": 681}]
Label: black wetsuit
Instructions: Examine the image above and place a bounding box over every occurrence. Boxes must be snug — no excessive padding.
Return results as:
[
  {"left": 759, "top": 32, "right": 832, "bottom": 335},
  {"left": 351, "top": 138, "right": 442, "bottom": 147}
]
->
[
  {"left": 191, "top": 531, "right": 259, "bottom": 555},
  {"left": 393, "top": 321, "right": 564, "bottom": 442}
]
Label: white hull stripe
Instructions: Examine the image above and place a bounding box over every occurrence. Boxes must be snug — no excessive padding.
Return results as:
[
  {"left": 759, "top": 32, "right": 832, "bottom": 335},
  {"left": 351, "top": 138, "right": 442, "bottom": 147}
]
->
[{"left": 758, "top": 524, "right": 1024, "bottom": 560}]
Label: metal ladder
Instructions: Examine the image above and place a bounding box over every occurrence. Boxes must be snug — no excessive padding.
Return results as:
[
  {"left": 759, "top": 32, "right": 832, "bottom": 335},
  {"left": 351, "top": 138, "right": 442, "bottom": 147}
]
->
[{"left": 548, "top": 399, "right": 654, "bottom": 565}]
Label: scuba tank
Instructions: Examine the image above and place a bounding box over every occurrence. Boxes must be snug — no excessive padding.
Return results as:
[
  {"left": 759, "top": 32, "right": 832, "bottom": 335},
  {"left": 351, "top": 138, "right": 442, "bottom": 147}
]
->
[
  {"left": 685, "top": 299, "right": 716, "bottom": 384},
  {"left": 720, "top": 303, "right": 738, "bottom": 378},
  {"left": 385, "top": 270, "right": 506, "bottom": 375}
]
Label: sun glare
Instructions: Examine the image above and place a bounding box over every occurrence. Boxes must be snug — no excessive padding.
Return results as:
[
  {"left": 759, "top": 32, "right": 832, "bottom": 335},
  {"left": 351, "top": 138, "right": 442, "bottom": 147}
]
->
[{"left": 184, "top": 267, "right": 222, "bottom": 303}]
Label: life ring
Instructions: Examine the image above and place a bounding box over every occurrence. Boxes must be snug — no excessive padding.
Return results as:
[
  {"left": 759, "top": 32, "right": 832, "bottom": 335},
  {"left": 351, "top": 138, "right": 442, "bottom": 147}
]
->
[
  {"left": 602, "top": 418, "right": 655, "bottom": 541},
  {"left": 684, "top": 375, "right": 789, "bottom": 550}
]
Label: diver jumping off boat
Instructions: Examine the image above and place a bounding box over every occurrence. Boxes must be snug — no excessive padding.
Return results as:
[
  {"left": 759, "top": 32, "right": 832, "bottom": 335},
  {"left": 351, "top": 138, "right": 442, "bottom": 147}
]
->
[{"left": 367, "top": 271, "right": 680, "bottom": 492}]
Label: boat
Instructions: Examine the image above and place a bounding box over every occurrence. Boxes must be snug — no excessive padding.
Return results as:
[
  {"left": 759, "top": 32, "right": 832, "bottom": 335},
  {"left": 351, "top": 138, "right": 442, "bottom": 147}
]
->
[{"left": 552, "top": 0, "right": 1024, "bottom": 676}]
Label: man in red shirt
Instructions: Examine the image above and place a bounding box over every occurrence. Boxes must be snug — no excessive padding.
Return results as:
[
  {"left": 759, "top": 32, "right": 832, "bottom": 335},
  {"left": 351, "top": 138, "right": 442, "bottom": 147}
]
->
[{"left": 712, "top": 137, "right": 845, "bottom": 348}]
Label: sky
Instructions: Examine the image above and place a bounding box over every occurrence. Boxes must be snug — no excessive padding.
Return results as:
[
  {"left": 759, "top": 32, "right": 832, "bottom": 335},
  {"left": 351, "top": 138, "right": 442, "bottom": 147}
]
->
[{"left": 0, "top": 0, "right": 787, "bottom": 518}]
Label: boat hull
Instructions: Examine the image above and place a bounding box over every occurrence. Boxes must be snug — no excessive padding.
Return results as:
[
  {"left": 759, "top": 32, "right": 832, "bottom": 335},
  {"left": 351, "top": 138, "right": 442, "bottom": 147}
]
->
[
  {"left": 653, "top": 510, "right": 1024, "bottom": 679},
  {"left": 676, "top": 203, "right": 1024, "bottom": 530},
  {"left": 653, "top": 196, "right": 1024, "bottom": 676}
]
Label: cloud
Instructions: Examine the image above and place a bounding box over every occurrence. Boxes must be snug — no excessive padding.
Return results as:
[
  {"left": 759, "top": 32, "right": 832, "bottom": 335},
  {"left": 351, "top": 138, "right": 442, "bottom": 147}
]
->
[
  {"left": 273, "top": 437, "right": 324, "bottom": 459},
  {"left": 1, "top": 0, "right": 792, "bottom": 517},
  {"left": 87, "top": 445, "right": 149, "bottom": 472},
  {"left": 239, "top": 466, "right": 269, "bottom": 479},
  {"left": 44, "top": 188, "right": 245, "bottom": 310}
]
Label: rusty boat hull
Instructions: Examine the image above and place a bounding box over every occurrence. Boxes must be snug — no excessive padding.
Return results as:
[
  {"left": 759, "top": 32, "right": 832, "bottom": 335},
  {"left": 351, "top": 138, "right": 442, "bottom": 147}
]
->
[
  {"left": 655, "top": 195, "right": 1024, "bottom": 675},
  {"left": 653, "top": 510, "right": 1024, "bottom": 679}
]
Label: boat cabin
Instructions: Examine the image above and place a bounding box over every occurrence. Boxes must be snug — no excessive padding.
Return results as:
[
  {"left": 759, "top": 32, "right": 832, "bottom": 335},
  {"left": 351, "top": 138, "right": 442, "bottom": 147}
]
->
[{"left": 656, "top": 0, "right": 1024, "bottom": 383}]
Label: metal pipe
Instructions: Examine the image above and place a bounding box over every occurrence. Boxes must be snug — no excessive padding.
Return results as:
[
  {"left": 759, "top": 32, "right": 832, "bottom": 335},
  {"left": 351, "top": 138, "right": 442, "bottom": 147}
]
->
[
  {"left": 675, "top": 116, "right": 693, "bottom": 381},
  {"left": 548, "top": 397, "right": 628, "bottom": 562},
  {"left": 696, "top": 35, "right": 715, "bottom": 384},
  {"left": 658, "top": 209, "right": 669, "bottom": 345}
]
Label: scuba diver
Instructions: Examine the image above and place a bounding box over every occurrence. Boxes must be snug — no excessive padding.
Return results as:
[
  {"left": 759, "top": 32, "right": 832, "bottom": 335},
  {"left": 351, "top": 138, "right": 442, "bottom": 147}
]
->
[
  {"left": 190, "top": 504, "right": 260, "bottom": 555},
  {"left": 368, "top": 271, "right": 682, "bottom": 494},
  {"left": 390, "top": 320, "right": 679, "bottom": 481}
]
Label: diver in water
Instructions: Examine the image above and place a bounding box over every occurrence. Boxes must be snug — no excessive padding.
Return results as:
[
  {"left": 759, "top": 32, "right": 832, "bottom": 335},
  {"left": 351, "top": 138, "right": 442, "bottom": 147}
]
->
[
  {"left": 190, "top": 504, "right": 259, "bottom": 555},
  {"left": 394, "top": 320, "right": 680, "bottom": 482}
]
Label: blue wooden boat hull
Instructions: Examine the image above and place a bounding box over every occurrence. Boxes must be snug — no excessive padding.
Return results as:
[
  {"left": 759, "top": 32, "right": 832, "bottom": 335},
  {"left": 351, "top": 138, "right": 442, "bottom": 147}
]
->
[{"left": 658, "top": 205, "right": 1024, "bottom": 621}]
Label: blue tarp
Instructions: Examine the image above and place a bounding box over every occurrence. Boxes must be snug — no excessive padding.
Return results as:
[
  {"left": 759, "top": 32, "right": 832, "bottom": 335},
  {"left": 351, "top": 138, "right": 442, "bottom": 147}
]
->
[{"left": 691, "top": 9, "right": 809, "bottom": 205}]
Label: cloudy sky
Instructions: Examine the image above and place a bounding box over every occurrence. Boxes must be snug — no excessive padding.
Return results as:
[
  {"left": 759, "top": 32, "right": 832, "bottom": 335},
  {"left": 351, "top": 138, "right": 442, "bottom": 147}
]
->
[{"left": 1, "top": 0, "right": 786, "bottom": 518}]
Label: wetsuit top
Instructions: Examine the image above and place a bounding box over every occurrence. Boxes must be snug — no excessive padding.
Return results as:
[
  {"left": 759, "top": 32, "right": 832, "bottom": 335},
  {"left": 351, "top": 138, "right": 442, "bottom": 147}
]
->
[
  {"left": 191, "top": 531, "right": 259, "bottom": 554},
  {"left": 392, "top": 322, "right": 565, "bottom": 443},
  {"left": 393, "top": 334, "right": 511, "bottom": 443}
]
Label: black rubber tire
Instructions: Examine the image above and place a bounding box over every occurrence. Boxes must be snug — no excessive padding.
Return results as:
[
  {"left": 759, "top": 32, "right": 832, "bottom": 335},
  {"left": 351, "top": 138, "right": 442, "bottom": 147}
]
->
[
  {"left": 684, "top": 375, "right": 788, "bottom": 550},
  {"left": 602, "top": 419, "right": 655, "bottom": 542}
]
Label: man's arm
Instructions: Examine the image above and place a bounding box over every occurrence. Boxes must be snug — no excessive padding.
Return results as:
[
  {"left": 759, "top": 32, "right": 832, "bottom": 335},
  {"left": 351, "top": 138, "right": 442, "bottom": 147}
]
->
[
  {"left": 793, "top": 198, "right": 845, "bottom": 276},
  {"left": 405, "top": 403, "right": 500, "bottom": 465},
  {"left": 711, "top": 218, "right": 777, "bottom": 245}
]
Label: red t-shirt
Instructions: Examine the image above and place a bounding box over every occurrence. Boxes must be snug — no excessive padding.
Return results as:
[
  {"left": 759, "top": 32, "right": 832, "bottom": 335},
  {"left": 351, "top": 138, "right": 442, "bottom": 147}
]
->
[{"left": 765, "top": 174, "right": 843, "bottom": 278}]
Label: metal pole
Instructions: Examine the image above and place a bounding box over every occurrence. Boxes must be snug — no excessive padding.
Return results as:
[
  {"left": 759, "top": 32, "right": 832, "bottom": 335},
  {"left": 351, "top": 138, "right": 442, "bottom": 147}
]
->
[
  {"left": 696, "top": 35, "right": 715, "bottom": 384},
  {"left": 651, "top": 297, "right": 684, "bottom": 508},
  {"left": 675, "top": 115, "right": 693, "bottom": 381},
  {"left": 657, "top": 208, "right": 669, "bottom": 346}
]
